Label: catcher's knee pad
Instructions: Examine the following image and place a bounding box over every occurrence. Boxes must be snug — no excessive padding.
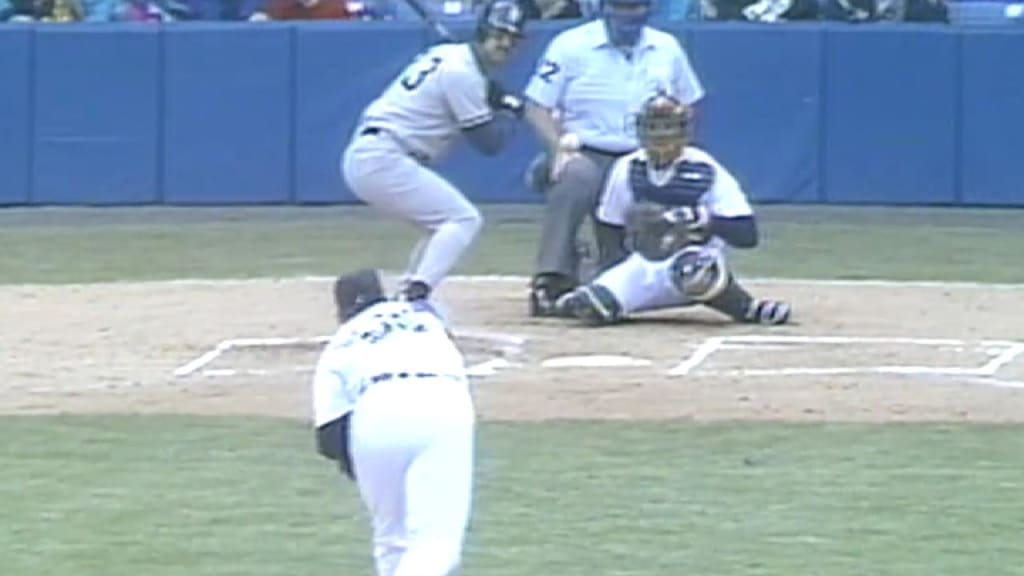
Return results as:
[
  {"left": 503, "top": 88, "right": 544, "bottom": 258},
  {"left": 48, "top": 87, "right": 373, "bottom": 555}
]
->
[
  {"left": 669, "top": 247, "right": 730, "bottom": 302},
  {"left": 556, "top": 284, "right": 622, "bottom": 324}
]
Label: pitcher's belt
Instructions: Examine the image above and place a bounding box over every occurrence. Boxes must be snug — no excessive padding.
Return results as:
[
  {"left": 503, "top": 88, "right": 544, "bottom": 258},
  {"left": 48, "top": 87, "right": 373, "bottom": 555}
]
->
[{"left": 368, "top": 371, "right": 445, "bottom": 385}]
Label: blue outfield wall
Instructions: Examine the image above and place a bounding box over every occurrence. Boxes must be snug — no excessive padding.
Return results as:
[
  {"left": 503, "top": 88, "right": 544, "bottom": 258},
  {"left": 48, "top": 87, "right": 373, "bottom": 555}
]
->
[
  {"left": 0, "top": 28, "right": 31, "bottom": 205},
  {"left": 0, "top": 21, "right": 1022, "bottom": 207}
]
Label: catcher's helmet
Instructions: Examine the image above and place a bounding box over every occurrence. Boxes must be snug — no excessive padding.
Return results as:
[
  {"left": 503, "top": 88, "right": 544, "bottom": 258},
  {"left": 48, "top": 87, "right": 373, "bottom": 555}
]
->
[
  {"left": 333, "top": 269, "right": 385, "bottom": 323},
  {"left": 477, "top": 0, "right": 526, "bottom": 41},
  {"left": 637, "top": 92, "right": 690, "bottom": 169}
]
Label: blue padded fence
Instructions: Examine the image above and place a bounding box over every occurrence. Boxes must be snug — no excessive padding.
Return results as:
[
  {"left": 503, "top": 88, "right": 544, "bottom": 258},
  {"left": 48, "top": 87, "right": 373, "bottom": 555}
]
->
[{"left": 0, "top": 21, "right": 1021, "bottom": 207}]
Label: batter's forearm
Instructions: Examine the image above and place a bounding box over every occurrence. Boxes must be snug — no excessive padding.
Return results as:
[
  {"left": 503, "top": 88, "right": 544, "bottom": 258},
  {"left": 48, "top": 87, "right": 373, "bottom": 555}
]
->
[
  {"left": 463, "top": 116, "right": 515, "bottom": 156},
  {"left": 524, "top": 100, "right": 562, "bottom": 153}
]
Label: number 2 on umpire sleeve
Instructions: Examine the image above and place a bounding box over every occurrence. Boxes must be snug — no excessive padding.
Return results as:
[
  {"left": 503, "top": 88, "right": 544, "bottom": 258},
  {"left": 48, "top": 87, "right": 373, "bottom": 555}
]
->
[
  {"left": 401, "top": 57, "right": 443, "bottom": 91},
  {"left": 538, "top": 60, "right": 560, "bottom": 83}
]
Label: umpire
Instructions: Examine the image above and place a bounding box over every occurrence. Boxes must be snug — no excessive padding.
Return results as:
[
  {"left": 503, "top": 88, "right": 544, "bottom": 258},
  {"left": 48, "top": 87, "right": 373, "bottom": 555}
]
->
[{"left": 521, "top": 0, "right": 704, "bottom": 316}]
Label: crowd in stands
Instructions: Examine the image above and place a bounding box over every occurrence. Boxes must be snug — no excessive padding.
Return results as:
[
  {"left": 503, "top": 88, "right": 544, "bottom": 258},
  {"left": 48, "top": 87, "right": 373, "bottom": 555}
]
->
[{"left": 0, "top": 0, "right": 1019, "bottom": 24}]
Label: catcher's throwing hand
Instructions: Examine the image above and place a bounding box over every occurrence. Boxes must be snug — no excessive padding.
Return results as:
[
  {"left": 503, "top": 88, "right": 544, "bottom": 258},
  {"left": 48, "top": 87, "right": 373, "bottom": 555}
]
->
[{"left": 665, "top": 205, "right": 711, "bottom": 244}]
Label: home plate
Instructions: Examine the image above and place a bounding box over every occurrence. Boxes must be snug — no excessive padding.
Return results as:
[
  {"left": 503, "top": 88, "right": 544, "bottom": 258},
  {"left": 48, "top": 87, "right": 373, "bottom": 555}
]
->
[
  {"left": 466, "top": 358, "right": 511, "bottom": 377},
  {"left": 541, "top": 355, "right": 653, "bottom": 368}
]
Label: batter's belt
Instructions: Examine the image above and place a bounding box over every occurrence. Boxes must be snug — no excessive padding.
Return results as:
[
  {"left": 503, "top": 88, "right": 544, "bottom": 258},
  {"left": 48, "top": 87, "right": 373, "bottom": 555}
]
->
[{"left": 358, "top": 126, "right": 431, "bottom": 164}]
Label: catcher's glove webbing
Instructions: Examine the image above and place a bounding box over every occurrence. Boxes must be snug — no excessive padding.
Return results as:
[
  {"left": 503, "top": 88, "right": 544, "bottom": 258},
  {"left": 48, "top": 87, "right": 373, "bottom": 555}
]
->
[{"left": 624, "top": 202, "right": 710, "bottom": 261}]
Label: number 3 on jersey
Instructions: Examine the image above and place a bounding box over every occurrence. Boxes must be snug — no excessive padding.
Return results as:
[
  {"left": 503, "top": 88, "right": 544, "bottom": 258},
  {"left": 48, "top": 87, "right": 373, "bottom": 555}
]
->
[{"left": 401, "top": 56, "right": 442, "bottom": 91}]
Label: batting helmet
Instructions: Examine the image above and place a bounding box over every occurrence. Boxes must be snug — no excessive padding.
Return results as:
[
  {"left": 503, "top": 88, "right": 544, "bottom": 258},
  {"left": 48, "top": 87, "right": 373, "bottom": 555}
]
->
[
  {"left": 333, "top": 269, "right": 385, "bottom": 323},
  {"left": 477, "top": 0, "right": 526, "bottom": 41},
  {"left": 637, "top": 92, "right": 690, "bottom": 168}
]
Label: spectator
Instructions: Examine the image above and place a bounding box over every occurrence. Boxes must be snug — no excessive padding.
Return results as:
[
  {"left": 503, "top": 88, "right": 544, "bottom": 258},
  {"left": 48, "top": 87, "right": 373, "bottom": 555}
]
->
[
  {"left": 248, "top": 0, "right": 351, "bottom": 20},
  {"left": 876, "top": 0, "right": 948, "bottom": 21},
  {"left": 1, "top": 0, "right": 84, "bottom": 20},
  {"left": 740, "top": 0, "right": 818, "bottom": 20},
  {"left": 0, "top": 0, "right": 32, "bottom": 20},
  {"left": 820, "top": 0, "right": 874, "bottom": 21},
  {"left": 522, "top": 0, "right": 582, "bottom": 18},
  {"left": 111, "top": 0, "right": 176, "bottom": 19}
]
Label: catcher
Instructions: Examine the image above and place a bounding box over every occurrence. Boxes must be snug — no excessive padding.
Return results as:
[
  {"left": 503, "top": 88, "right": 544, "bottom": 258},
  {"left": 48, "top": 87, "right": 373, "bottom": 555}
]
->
[{"left": 554, "top": 92, "right": 792, "bottom": 326}]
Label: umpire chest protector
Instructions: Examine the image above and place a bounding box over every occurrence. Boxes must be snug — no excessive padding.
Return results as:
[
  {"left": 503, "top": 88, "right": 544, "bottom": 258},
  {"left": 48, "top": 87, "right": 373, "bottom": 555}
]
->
[{"left": 628, "top": 158, "right": 715, "bottom": 209}]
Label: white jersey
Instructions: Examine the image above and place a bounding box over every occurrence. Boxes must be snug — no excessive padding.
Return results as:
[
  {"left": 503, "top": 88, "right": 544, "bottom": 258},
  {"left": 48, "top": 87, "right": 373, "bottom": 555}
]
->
[
  {"left": 311, "top": 300, "right": 467, "bottom": 427},
  {"left": 357, "top": 43, "right": 493, "bottom": 163},
  {"left": 524, "top": 20, "right": 704, "bottom": 153},
  {"left": 597, "top": 146, "right": 753, "bottom": 253}
]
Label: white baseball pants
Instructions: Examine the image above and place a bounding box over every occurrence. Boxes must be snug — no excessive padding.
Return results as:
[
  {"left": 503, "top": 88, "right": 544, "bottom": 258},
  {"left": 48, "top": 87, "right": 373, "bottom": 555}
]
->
[
  {"left": 593, "top": 249, "right": 716, "bottom": 314},
  {"left": 342, "top": 133, "right": 483, "bottom": 289},
  {"left": 349, "top": 376, "right": 475, "bottom": 576}
]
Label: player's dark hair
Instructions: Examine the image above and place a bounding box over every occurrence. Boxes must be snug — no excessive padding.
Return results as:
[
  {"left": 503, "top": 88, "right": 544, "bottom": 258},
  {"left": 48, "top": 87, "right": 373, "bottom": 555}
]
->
[{"left": 333, "top": 269, "right": 386, "bottom": 323}]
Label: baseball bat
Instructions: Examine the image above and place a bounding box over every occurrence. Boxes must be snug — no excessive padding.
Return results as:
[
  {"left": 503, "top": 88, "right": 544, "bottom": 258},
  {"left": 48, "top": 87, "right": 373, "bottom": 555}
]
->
[{"left": 400, "top": 0, "right": 457, "bottom": 43}]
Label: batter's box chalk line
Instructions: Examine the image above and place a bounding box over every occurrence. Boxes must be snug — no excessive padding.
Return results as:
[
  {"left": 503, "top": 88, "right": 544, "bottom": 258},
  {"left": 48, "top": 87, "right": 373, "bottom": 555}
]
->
[
  {"left": 172, "top": 329, "right": 528, "bottom": 380},
  {"left": 668, "top": 335, "right": 1024, "bottom": 389}
]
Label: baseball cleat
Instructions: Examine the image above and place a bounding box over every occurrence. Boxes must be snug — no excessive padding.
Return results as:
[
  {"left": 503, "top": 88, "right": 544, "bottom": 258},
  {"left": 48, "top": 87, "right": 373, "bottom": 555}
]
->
[
  {"left": 745, "top": 299, "right": 791, "bottom": 325},
  {"left": 555, "top": 285, "right": 621, "bottom": 324},
  {"left": 529, "top": 285, "right": 560, "bottom": 317},
  {"left": 397, "top": 280, "right": 431, "bottom": 302}
]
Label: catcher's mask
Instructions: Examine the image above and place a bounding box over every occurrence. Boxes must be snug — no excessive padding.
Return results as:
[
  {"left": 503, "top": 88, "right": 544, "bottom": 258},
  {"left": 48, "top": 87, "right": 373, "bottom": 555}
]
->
[
  {"left": 333, "top": 269, "right": 386, "bottom": 323},
  {"left": 637, "top": 93, "right": 690, "bottom": 170}
]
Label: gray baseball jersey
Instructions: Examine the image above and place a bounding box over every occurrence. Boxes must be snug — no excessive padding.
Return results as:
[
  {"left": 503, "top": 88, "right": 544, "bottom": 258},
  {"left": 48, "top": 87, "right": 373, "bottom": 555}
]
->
[{"left": 358, "top": 42, "right": 493, "bottom": 163}]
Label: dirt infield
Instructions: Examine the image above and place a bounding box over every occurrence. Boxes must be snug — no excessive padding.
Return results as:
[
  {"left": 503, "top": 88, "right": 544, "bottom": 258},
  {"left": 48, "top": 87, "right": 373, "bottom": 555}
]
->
[{"left": 3, "top": 277, "right": 1024, "bottom": 422}]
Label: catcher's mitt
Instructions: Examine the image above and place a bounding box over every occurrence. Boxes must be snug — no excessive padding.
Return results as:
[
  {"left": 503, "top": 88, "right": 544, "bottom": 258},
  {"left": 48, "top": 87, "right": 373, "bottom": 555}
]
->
[{"left": 624, "top": 202, "right": 710, "bottom": 261}]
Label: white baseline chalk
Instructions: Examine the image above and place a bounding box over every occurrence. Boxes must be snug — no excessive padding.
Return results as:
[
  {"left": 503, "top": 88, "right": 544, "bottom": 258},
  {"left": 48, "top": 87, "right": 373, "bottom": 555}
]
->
[
  {"left": 173, "top": 328, "right": 526, "bottom": 379},
  {"left": 669, "top": 337, "right": 724, "bottom": 376}
]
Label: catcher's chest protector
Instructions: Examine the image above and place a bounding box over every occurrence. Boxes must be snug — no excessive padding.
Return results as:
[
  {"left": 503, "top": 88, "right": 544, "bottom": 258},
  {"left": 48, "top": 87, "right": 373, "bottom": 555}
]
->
[{"left": 628, "top": 159, "right": 715, "bottom": 208}]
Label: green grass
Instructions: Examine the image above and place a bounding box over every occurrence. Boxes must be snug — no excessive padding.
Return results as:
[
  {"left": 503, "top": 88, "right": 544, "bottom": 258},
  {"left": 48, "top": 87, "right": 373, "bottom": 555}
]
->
[
  {"left": 3, "top": 204, "right": 1024, "bottom": 575},
  {"left": 1, "top": 204, "right": 1023, "bottom": 283},
  {"left": 1, "top": 416, "right": 1022, "bottom": 576}
]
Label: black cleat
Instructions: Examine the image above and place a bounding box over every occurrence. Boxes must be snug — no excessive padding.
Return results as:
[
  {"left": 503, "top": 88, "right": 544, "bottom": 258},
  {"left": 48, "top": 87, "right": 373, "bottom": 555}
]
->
[
  {"left": 528, "top": 274, "right": 575, "bottom": 318},
  {"left": 399, "top": 280, "right": 431, "bottom": 302},
  {"left": 529, "top": 285, "right": 559, "bottom": 317}
]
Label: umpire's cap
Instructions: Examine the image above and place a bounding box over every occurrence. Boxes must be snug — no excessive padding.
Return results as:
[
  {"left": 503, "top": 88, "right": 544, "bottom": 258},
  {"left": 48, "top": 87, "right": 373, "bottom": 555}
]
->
[{"left": 333, "top": 269, "right": 386, "bottom": 323}]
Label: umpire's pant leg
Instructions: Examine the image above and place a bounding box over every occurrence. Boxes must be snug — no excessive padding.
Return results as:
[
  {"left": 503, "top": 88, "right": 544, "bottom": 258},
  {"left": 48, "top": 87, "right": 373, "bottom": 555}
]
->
[{"left": 534, "top": 152, "right": 612, "bottom": 281}]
